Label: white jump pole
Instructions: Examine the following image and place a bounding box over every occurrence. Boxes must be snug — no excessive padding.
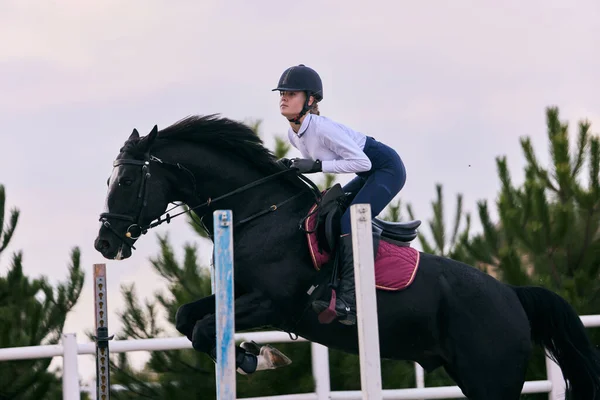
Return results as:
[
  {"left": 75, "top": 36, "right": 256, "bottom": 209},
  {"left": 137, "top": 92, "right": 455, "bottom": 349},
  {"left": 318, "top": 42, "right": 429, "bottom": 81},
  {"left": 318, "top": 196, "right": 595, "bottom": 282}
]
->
[
  {"left": 214, "top": 210, "right": 236, "bottom": 400},
  {"left": 350, "top": 204, "right": 383, "bottom": 399}
]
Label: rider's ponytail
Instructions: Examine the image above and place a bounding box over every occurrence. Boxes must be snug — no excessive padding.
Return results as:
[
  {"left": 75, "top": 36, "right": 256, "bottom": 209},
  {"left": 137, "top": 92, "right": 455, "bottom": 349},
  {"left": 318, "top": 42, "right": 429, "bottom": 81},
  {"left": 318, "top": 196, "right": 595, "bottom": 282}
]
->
[{"left": 309, "top": 99, "right": 320, "bottom": 115}]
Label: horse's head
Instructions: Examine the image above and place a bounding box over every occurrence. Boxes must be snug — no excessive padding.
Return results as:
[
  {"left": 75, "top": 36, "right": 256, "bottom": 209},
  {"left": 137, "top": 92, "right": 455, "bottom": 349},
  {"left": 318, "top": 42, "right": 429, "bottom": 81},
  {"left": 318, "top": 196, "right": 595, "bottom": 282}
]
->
[
  {"left": 94, "top": 125, "right": 174, "bottom": 260},
  {"left": 94, "top": 114, "right": 318, "bottom": 260}
]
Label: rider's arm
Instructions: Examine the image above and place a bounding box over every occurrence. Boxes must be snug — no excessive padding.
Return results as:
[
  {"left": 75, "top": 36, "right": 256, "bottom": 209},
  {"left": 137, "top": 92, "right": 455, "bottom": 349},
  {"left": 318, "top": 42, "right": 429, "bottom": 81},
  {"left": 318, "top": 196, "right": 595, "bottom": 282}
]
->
[{"left": 317, "top": 120, "right": 371, "bottom": 174}]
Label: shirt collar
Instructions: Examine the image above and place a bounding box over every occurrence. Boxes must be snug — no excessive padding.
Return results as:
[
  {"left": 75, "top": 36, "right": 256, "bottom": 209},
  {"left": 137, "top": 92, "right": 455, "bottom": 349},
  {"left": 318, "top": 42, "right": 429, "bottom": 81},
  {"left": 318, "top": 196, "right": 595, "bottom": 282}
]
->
[{"left": 295, "top": 113, "right": 313, "bottom": 137}]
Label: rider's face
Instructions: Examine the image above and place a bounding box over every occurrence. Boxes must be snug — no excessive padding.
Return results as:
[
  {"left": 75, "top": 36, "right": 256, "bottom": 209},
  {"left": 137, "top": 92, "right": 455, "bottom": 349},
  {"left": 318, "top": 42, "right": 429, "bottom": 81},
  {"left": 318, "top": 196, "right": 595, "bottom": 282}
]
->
[{"left": 279, "top": 91, "right": 311, "bottom": 119}]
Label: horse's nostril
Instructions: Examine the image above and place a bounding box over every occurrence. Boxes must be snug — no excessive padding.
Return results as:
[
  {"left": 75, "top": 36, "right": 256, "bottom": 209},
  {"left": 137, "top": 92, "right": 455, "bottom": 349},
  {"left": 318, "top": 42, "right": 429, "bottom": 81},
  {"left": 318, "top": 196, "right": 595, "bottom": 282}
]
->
[{"left": 100, "top": 240, "right": 110, "bottom": 249}]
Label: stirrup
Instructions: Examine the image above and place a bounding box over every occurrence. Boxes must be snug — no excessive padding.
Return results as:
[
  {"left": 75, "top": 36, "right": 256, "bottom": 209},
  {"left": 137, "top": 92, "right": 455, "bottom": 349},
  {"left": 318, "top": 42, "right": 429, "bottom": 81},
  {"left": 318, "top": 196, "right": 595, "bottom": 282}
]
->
[
  {"left": 339, "top": 313, "right": 356, "bottom": 326},
  {"left": 335, "top": 296, "right": 357, "bottom": 326}
]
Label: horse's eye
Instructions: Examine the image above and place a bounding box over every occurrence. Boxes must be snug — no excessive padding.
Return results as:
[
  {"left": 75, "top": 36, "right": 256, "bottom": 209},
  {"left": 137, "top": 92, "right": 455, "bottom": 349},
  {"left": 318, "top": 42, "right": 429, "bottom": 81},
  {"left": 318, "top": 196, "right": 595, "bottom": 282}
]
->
[{"left": 119, "top": 178, "right": 133, "bottom": 186}]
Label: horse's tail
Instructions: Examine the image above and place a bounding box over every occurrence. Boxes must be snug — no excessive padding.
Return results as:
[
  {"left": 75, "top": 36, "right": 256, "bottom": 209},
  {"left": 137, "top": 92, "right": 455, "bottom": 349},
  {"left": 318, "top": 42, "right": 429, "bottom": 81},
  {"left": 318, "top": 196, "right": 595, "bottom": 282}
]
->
[{"left": 511, "top": 285, "right": 600, "bottom": 400}]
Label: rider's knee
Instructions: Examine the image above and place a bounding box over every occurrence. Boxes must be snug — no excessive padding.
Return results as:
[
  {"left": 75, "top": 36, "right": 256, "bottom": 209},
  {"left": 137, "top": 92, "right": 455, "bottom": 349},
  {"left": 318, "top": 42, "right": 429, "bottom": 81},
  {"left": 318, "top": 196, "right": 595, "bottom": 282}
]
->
[
  {"left": 191, "top": 319, "right": 214, "bottom": 353},
  {"left": 175, "top": 304, "right": 191, "bottom": 335}
]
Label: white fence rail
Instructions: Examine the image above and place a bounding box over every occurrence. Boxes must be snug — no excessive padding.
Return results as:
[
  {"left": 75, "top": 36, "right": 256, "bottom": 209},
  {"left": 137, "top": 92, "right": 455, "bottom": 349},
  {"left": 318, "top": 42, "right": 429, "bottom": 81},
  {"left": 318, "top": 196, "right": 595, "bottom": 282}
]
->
[{"left": 1, "top": 315, "right": 599, "bottom": 399}]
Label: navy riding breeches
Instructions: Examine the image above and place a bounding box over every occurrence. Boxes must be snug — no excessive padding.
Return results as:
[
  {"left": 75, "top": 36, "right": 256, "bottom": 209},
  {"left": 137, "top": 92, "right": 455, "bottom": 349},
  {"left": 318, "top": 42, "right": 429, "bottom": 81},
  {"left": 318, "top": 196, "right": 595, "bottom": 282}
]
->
[{"left": 341, "top": 136, "right": 406, "bottom": 234}]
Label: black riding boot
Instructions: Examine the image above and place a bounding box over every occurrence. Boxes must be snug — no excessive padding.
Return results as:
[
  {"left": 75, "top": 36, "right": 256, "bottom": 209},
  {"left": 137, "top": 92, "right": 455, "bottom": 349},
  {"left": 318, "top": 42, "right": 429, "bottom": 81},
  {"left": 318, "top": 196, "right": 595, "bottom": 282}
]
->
[
  {"left": 335, "top": 234, "right": 358, "bottom": 325},
  {"left": 312, "top": 229, "right": 381, "bottom": 325}
]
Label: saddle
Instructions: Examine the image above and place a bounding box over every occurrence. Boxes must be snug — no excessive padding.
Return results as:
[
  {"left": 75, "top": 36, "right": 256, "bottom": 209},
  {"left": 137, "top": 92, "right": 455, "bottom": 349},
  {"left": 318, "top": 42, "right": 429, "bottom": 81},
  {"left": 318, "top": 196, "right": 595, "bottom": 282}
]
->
[
  {"left": 297, "top": 183, "right": 422, "bottom": 324},
  {"left": 305, "top": 183, "right": 421, "bottom": 256}
]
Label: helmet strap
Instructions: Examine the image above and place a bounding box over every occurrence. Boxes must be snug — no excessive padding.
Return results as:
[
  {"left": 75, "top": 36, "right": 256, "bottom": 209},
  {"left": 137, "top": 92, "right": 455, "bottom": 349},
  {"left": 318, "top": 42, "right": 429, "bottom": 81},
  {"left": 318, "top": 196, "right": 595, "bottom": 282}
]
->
[{"left": 288, "top": 91, "right": 312, "bottom": 125}]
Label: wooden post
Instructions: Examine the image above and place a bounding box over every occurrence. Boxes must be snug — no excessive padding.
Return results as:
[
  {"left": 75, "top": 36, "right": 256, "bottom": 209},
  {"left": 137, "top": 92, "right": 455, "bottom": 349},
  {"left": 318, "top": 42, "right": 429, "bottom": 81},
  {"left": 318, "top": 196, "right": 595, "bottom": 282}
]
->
[{"left": 93, "top": 263, "right": 113, "bottom": 400}]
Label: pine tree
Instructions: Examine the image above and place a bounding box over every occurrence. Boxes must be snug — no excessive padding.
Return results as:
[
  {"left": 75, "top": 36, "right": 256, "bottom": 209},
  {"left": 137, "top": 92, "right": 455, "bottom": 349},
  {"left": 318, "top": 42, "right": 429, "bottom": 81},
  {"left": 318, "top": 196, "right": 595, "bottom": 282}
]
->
[
  {"left": 466, "top": 107, "right": 600, "bottom": 307},
  {"left": 0, "top": 185, "right": 18, "bottom": 258},
  {"left": 405, "top": 184, "right": 473, "bottom": 263},
  {"left": 0, "top": 184, "right": 85, "bottom": 399},
  {"left": 462, "top": 107, "right": 600, "bottom": 398}
]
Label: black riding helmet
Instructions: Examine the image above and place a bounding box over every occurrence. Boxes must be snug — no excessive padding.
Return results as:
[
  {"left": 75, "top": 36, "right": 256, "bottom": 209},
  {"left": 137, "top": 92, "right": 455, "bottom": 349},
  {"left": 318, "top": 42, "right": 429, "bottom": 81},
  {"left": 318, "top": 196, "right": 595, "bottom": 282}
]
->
[{"left": 272, "top": 64, "right": 323, "bottom": 124}]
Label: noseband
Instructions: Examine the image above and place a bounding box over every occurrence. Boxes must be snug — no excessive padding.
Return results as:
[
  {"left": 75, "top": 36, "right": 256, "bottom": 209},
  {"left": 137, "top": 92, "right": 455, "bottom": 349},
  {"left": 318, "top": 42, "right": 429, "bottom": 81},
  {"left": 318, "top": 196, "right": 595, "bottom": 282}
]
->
[
  {"left": 99, "top": 156, "right": 156, "bottom": 250},
  {"left": 99, "top": 153, "right": 322, "bottom": 251}
]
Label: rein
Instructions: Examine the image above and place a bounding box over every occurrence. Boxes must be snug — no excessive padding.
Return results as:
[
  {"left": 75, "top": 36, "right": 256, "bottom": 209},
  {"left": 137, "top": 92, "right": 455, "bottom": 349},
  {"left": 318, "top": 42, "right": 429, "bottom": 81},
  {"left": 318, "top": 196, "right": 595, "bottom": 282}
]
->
[{"left": 99, "top": 154, "right": 323, "bottom": 250}]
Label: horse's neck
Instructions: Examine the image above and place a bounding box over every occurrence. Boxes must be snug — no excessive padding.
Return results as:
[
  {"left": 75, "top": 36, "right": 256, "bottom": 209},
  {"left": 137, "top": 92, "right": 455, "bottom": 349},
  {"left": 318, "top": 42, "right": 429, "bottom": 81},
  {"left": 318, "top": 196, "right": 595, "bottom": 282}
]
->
[{"left": 173, "top": 147, "right": 297, "bottom": 224}]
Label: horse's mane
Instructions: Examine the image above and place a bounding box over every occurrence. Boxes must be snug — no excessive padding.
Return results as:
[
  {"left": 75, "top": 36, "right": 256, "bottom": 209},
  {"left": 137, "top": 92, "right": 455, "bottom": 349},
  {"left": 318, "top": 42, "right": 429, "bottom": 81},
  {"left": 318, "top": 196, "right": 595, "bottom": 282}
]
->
[{"left": 122, "top": 114, "right": 312, "bottom": 193}]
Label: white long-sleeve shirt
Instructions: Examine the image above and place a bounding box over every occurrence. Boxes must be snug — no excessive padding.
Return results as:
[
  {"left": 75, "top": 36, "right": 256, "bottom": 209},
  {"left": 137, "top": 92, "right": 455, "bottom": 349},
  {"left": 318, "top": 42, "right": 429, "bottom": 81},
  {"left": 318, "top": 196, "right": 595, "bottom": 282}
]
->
[{"left": 287, "top": 114, "right": 372, "bottom": 174}]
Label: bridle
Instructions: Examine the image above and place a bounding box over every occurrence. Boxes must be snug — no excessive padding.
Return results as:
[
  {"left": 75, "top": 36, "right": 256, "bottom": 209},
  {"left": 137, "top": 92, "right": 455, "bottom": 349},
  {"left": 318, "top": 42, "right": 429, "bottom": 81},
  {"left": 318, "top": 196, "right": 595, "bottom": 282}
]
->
[
  {"left": 99, "top": 152, "right": 322, "bottom": 251},
  {"left": 99, "top": 155, "right": 156, "bottom": 250}
]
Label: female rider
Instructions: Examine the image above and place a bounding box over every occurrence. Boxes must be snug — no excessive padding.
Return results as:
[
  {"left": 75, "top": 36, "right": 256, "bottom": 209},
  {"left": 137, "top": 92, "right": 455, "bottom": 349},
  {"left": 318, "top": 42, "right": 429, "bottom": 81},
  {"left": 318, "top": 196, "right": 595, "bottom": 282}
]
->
[{"left": 273, "top": 64, "right": 407, "bottom": 325}]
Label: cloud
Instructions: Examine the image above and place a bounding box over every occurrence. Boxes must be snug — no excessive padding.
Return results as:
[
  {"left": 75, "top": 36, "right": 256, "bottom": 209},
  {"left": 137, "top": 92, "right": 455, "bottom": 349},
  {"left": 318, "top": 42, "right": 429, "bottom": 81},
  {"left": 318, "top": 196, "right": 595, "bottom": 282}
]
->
[{"left": 2, "top": 0, "right": 597, "bottom": 113}]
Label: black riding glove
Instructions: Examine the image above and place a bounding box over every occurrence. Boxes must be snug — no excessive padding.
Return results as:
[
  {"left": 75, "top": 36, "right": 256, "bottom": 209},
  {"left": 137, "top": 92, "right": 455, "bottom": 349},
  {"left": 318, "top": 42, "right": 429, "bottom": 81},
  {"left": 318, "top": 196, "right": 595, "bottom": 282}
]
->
[
  {"left": 290, "top": 158, "right": 322, "bottom": 173},
  {"left": 276, "top": 157, "right": 293, "bottom": 168}
]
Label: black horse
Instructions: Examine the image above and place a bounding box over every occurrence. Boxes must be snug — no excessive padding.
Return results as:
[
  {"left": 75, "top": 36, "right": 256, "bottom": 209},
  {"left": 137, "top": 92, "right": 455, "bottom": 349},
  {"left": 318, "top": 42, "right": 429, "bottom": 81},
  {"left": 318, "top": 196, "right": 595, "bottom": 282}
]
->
[{"left": 94, "top": 115, "right": 600, "bottom": 399}]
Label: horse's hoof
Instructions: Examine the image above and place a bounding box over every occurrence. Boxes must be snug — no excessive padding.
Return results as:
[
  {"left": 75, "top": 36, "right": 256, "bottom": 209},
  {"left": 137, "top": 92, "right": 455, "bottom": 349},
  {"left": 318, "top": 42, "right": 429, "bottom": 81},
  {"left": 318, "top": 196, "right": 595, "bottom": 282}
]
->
[{"left": 256, "top": 344, "right": 292, "bottom": 371}]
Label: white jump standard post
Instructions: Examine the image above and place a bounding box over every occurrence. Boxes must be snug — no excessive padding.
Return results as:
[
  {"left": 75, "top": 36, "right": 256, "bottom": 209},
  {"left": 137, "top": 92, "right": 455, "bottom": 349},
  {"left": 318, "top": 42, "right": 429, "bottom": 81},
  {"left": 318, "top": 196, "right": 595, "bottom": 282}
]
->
[
  {"left": 350, "top": 203, "right": 383, "bottom": 400},
  {"left": 213, "top": 210, "right": 237, "bottom": 400}
]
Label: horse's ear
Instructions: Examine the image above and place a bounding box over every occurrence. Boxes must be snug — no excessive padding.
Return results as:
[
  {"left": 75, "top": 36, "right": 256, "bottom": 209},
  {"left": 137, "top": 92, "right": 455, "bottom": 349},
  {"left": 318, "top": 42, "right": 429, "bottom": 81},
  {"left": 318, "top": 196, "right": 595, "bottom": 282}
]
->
[
  {"left": 129, "top": 128, "right": 140, "bottom": 140},
  {"left": 147, "top": 125, "right": 158, "bottom": 145}
]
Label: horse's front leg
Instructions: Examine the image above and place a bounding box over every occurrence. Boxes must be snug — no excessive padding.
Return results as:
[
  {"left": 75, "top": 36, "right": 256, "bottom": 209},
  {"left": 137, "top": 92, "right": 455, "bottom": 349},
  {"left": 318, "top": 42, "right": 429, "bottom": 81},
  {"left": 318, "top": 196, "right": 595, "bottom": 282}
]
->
[{"left": 191, "top": 290, "right": 290, "bottom": 374}]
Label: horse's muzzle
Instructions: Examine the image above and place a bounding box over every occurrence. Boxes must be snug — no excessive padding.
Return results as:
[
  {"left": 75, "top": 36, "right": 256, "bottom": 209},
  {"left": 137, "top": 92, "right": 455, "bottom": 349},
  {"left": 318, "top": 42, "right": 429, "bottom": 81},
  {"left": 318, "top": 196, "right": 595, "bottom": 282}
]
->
[{"left": 94, "top": 223, "right": 134, "bottom": 260}]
